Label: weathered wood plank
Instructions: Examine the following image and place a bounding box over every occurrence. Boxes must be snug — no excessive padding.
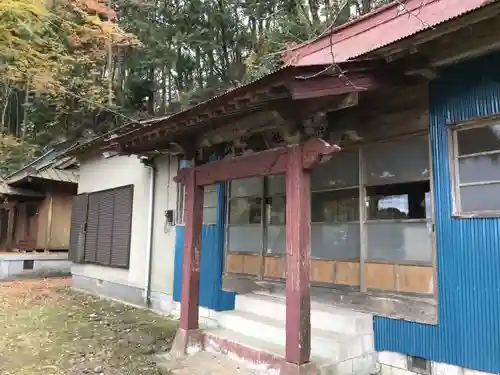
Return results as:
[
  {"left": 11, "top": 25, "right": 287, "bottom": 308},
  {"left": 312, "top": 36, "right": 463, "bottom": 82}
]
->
[
  {"left": 285, "top": 145, "right": 311, "bottom": 365},
  {"left": 179, "top": 166, "right": 204, "bottom": 331},
  {"left": 175, "top": 138, "right": 340, "bottom": 186}
]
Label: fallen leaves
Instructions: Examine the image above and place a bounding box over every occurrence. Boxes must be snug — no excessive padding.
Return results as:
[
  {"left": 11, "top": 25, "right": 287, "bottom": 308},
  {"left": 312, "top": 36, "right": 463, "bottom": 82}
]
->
[{"left": 0, "top": 278, "right": 177, "bottom": 375}]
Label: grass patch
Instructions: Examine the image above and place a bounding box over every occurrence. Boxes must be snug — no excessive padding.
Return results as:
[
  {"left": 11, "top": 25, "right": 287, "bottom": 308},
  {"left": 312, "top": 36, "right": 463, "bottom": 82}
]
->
[{"left": 0, "top": 279, "right": 177, "bottom": 375}]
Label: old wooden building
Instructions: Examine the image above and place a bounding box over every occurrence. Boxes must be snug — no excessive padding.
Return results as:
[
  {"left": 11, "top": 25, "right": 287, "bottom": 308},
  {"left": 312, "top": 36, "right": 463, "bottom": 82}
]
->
[
  {"left": 0, "top": 141, "right": 78, "bottom": 253},
  {"left": 69, "top": 1, "right": 500, "bottom": 375}
]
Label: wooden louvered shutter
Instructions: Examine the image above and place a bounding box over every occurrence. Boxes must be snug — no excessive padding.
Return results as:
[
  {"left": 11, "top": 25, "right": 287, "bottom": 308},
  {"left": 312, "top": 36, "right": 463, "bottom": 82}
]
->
[
  {"left": 69, "top": 194, "right": 89, "bottom": 263},
  {"left": 96, "top": 190, "right": 114, "bottom": 265},
  {"left": 84, "top": 193, "right": 100, "bottom": 263},
  {"left": 110, "top": 185, "right": 133, "bottom": 268}
]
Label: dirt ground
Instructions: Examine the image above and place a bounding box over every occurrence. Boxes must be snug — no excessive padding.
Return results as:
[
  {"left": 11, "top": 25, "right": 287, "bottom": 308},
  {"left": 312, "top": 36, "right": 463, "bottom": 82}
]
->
[{"left": 0, "top": 278, "right": 177, "bottom": 375}]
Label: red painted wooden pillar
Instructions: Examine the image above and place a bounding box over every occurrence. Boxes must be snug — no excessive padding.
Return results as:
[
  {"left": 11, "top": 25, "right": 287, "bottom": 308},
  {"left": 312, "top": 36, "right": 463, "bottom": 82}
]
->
[
  {"left": 285, "top": 145, "right": 312, "bottom": 365},
  {"left": 179, "top": 166, "right": 204, "bottom": 331}
]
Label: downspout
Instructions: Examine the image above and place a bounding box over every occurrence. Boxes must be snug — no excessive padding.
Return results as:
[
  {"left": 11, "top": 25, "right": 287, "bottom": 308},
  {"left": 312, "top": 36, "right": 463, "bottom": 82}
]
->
[{"left": 143, "top": 156, "right": 157, "bottom": 307}]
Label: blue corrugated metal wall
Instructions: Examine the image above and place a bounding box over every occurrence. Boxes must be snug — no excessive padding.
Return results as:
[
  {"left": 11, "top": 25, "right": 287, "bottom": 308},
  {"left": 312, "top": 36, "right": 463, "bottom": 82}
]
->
[
  {"left": 374, "top": 52, "right": 500, "bottom": 373},
  {"left": 172, "top": 161, "right": 235, "bottom": 311}
]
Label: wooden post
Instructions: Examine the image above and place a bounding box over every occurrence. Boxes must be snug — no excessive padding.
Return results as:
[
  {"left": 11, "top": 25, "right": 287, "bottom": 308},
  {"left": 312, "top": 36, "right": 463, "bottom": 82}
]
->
[
  {"left": 285, "top": 145, "right": 311, "bottom": 365},
  {"left": 179, "top": 166, "right": 204, "bottom": 331},
  {"left": 6, "top": 207, "right": 15, "bottom": 249}
]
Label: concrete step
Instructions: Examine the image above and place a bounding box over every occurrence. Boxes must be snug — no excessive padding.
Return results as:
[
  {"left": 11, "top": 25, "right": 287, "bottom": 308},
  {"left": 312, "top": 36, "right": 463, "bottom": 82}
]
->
[
  {"left": 235, "top": 293, "right": 374, "bottom": 335},
  {"left": 215, "top": 309, "right": 374, "bottom": 362},
  {"left": 204, "top": 327, "right": 379, "bottom": 375}
]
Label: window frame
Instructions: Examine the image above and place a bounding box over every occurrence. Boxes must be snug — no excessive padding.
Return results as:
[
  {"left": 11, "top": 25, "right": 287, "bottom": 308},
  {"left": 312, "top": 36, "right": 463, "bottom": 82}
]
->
[
  {"left": 202, "top": 185, "right": 218, "bottom": 225},
  {"left": 450, "top": 117, "right": 500, "bottom": 217}
]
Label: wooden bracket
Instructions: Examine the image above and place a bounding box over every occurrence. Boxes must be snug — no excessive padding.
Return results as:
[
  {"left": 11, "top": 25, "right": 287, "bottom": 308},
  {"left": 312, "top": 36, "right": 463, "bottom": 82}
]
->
[{"left": 302, "top": 138, "right": 341, "bottom": 169}]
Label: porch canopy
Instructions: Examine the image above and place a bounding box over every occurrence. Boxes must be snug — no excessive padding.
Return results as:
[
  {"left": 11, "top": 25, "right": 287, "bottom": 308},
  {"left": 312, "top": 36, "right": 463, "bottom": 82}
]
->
[{"left": 106, "top": 59, "right": 404, "bottom": 371}]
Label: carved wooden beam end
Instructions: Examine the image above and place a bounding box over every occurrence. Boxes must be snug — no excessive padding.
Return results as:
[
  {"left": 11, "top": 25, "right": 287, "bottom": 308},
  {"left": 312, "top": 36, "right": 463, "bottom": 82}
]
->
[
  {"left": 302, "top": 138, "right": 341, "bottom": 170},
  {"left": 174, "top": 168, "right": 189, "bottom": 185}
]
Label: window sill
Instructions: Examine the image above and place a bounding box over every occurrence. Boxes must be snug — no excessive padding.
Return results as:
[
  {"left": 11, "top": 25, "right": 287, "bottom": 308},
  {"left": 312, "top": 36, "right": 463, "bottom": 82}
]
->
[
  {"left": 81, "top": 261, "right": 130, "bottom": 270},
  {"left": 452, "top": 212, "right": 500, "bottom": 219}
]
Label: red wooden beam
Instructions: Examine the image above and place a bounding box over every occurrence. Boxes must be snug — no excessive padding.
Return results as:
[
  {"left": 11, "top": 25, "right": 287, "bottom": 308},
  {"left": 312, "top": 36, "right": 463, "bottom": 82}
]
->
[
  {"left": 179, "top": 166, "right": 204, "bottom": 331},
  {"left": 302, "top": 138, "right": 341, "bottom": 169},
  {"left": 174, "top": 138, "right": 340, "bottom": 186},
  {"left": 285, "top": 145, "right": 312, "bottom": 365},
  {"left": 289, "top": 73, "right": 380, "bottom": 100}
]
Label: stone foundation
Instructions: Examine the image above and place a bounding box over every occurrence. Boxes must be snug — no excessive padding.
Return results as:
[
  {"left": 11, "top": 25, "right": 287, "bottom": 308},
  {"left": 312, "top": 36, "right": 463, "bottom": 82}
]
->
[
  {"left": 0, "top": 253, "right": 71, "bottom": 280},
  {"left": 379, "top": 352, "right": 497, "bottom": 375}
]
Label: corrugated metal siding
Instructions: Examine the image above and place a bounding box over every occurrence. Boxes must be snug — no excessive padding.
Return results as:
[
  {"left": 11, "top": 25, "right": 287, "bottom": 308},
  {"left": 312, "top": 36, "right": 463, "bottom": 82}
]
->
[
  {"left": 173, "top": 166, "right": 235, "bottom": 310},
  {"left": 69, "top": 194, "right": 88, "bottom": 262},
  {"left": 111, "top": 186, "right": 133, "bottom": 268},
  {"left": 96, "top": 190, "right": 114, "bottom": 265},
  {"left": 374, "top": 51, "right": 500, "bottom": 373},
  {"left": 85, "top": 194, "right": 99, "bottom": 263}
]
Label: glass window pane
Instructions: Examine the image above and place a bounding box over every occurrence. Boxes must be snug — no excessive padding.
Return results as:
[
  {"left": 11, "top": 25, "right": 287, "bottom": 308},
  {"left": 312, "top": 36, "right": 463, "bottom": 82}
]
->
[
  {"left": 203, "top": 207, "right": 217, "bottom": 224},
  {"left": 458, "top": 154, "right": 500, "bottom": 184},
  {"left": 205, "top": 184, "right": 217, "bottom": 193},
  {"left": 266, "top": 196, "right": 286, "bottom": 225},
  {"left": 366, "top": 222, "right": 433, "bottom": 264},
  {"left": 364, "top": 136, "right": 429, "bottom": 186},
  {"left": 266, "top": 174, "right": 285, "bottom": 195},
  {"left": 457, "top": 124, "right": 500, "bottom": 155},
  {"left": 229, "top": 197, "right": 262, "bottom": 224},
  {"left": 228, "top": 226, "right": 262, "bottom": 253},
  {"left": 425, "top": 191, "right": 432, "bottom": 219},
  {"left": 311, "top": 223, "right": 360, "bottom": 260},
  {"left": 460, "top": 183, "right": 500, "bottom": 212},
  {"left": 311, "top": 151, "right": 359, "bottom": 190},
  {"left": 266, "top": 226, "right": 286, "bottom": 255},
  {"left": 204, "top": 191, "right": 217, "bottom": 207},
  {"left": 311, "top": 189, "right": 359, "bottom": 223},
  {"left": 366, "top": 181, "right": 429, "bottom": 220},
  {"left": 230, "top": 178, "right": 262, "bottom": 197}
]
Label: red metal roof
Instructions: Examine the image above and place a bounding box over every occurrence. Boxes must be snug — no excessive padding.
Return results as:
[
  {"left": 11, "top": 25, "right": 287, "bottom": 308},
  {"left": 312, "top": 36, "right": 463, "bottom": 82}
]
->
[{"left": 284, "top": 0, "right": 493, "bottom": 66}]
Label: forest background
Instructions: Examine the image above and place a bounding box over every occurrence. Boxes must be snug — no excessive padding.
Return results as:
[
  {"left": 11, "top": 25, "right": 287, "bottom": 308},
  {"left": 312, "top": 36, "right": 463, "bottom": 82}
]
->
[{"left": 0, "top": 0, "right": 391, "bottom": 175}]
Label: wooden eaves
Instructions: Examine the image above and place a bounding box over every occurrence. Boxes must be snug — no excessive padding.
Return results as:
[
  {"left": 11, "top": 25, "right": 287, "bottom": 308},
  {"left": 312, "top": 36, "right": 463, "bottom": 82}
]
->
[{"left": 105, "top": 58, "right": 395, "bottom": 157}]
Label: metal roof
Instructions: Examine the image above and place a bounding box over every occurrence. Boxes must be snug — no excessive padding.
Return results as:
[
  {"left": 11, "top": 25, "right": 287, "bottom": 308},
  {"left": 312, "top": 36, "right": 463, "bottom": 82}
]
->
[
  {"left": 0, "top": 181, "right": 43, "bottom": 198},
  {"left": 3, "top": 140, "right": 80, "bottom": 193},
  {"left": 34, "top": 167, "right": 79, "bottom": 184},
  {"left": 68, "top": 65, "right": 303, "bottom": 156},
  {"left": 284, "top": 0, "right": 497, "bottom": 66}
]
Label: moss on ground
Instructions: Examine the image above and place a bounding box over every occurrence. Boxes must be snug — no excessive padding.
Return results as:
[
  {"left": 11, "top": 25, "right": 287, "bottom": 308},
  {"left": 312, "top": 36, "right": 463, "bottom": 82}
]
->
[{"left": 0, "top": 278, "right": 177, "bottom": 375}]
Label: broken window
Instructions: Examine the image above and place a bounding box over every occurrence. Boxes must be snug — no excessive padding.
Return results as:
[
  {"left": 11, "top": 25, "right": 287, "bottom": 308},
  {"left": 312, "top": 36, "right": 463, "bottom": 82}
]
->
[{"left": 364, "top": 136, "right": 433, "bottom": 264}]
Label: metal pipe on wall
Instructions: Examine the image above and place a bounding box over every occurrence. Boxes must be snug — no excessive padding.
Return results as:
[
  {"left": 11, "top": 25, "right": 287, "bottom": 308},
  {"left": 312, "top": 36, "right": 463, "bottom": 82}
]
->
[{"left": 143, "top": 157, "right": 157, "bottom": 307}]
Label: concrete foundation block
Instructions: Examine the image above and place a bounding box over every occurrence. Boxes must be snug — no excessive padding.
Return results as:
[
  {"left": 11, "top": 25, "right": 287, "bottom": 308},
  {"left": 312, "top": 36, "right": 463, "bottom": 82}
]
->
[
  {"left": 280, "top": 361, "right": 317, "bottom": 375},
  {"left": 353, "top": 353, "right": 379, "bottom": 375},
  {"left": 378, "top": 352, "right": 408, "bottom": 370},
  {"left": 432, "top": 362, "right": 464, "bottom": 375},
  {"left": 391, "top": 365, "right": 417, "bottom": 375}
]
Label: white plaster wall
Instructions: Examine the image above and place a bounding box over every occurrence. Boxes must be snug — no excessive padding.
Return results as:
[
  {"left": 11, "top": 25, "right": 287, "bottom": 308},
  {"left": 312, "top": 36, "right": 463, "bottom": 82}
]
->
[
  {"left": 72, "top": 154, "right": 151, "bottom": 289},
  {"left": 71, "top": 153, "right": 180, "bottom": 302},
  {"left": 150, "top": 155, "right": 178, "bottom": 295}
]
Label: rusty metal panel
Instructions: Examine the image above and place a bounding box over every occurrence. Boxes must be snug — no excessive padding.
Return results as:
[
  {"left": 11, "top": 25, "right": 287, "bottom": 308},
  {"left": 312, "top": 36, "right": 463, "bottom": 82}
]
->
[
  {"left": 110, "top": 185, "right": 133, "bottom": 268},
  {"left": 69, "top": 193, "right": 88, "bottom": 263},
  {"left": 374, "top": 51, "right": 500, "bottom": 373},
  {"left": 96, "top": 190, "right": 114, "bottom": 265},
  {"left": 84, "top": 194, "right": 99, "bottom": 263},
  {"left": 288, "top": 0, "right": 494, "bottom": 66}
]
